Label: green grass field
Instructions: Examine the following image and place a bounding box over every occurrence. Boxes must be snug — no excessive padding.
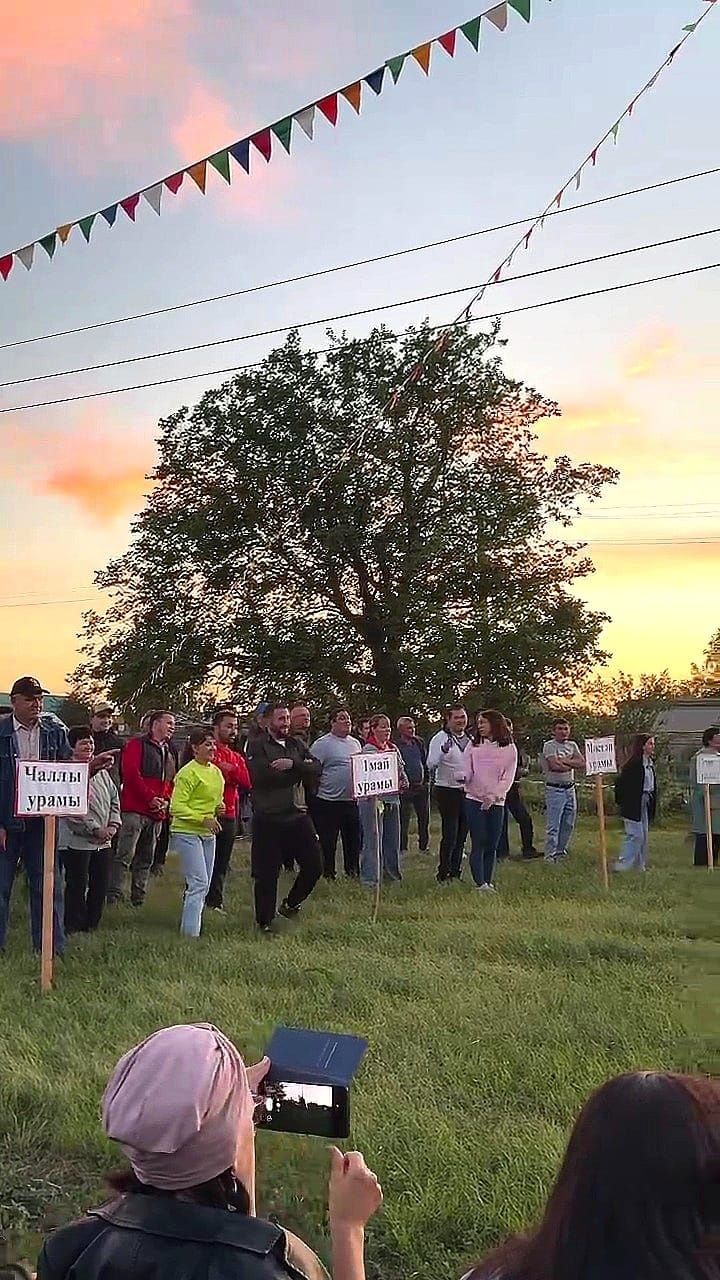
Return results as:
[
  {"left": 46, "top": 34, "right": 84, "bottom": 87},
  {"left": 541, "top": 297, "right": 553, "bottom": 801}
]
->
[{"left": 0, "top": 817, "right": 717, "bottom": 1278}]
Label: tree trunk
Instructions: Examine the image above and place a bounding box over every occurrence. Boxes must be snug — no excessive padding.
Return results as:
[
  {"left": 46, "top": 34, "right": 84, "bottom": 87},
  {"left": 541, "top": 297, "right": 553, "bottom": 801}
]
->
[{"left": 370, "top": 644, "right": 403, "bottom": 720}]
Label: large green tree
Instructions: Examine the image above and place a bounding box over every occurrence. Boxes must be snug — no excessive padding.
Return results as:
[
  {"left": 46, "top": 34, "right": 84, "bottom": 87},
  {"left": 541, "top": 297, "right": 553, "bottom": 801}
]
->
[{"left": 74, "top": 323, "right": 617, "bottom": 717}]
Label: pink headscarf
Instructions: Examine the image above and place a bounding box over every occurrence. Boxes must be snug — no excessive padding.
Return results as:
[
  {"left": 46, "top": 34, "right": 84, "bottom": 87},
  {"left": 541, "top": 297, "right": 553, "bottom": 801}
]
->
[{"left": 102, "top": 1023, "right": 253, "bottom": 1191}]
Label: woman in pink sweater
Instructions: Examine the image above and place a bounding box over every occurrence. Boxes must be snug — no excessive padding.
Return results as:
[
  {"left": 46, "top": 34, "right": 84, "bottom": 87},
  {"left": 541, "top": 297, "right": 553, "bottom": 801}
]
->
[{"left": 464, "top": 710, "right": 517, "bottom": 891}]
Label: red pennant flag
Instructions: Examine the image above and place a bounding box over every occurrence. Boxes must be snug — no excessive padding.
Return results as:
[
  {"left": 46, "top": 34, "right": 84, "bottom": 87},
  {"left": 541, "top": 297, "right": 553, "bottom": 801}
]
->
[
  {"left": 492, "top": 266, "right": 503, "bottom": 283},
  {"left": 438, "top": 30, "right": 457, "bottom": 56},
  {"left": 165, "top": 172, "right": 184, "bottom": 194},
  {"left": 628, "top": 97, "right": 638, "bottom": 117},
  {"left": 591, "top": 147, "right": 599, "bottom": 165},
  {"left": 341, "top": 82, "right": 362, "bottom": 113},
  {"left": 317, "top": 94, "right": 339, "bottom": 125},
  {"left": 524, "top": 227, "right": 534, "bottom": 249},
  {"left": 120, "top": 194, "right": 140, "bottom": 221},
  {"left": 0, "top": 255, "right": 13, "bottom": 281},
  {"left": 187, "top": 160, "right": 207, "bottom": 191},
  {"left": 554, "top": 188, "right": 564, "bottom": 208},
  {"left": 250, "top": 130, "right": 272, "bottom": 162}
]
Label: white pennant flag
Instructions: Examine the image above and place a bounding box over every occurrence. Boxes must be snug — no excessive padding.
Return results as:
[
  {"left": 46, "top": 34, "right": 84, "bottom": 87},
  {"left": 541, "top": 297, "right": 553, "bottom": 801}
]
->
[
  {"left": 17, "top": 244, "right": 35, "bottom": 271},
  {"left": 295, "top": 106, "right": 315, "bottom": 140},
  {"left": 484, "top": 3, "right": 508, "bottom": 32},
  {"left": 143, "top": 183, "right": 164, "bottom": 215}
]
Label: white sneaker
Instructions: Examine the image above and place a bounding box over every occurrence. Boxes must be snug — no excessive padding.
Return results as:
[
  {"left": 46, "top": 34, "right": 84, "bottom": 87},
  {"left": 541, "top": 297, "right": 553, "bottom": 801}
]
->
[
  {"left": 486, "top": 883, "right": 497, "bottom": 893},
  {"left": 478, "top": 883, "right": 492, "bottom": 893}
]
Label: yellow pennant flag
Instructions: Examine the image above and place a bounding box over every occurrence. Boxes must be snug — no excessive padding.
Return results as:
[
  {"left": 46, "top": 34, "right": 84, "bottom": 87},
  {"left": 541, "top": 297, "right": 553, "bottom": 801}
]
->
[
  {"left": 341, "top": 82, "right": 362, "bottom": 114},
  {"left": 187, "top": 161, "right": 208, "bottom": 193},
  {"left": 412, "top": 42, "right": 432, "bottom": 74}
]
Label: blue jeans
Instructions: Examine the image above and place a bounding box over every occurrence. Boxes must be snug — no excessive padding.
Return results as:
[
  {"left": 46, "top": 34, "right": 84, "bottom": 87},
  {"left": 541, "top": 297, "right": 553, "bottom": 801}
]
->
[
  {"left": 172, "top": 833, "right": 215, "bottom": 937},
  {"left": 359, "top": 800, "right": 401, "bottom": 885},
  {"left": 616, "top": 793, "right": 651, "bottom": 871},
  {"left": 466, "top": 801, "right": 505, "bottom": 886},
  {"left": 544, "top": 786, "right": 577, "bottom": 860},
  {"left": 0, "top": 820, "right": 65, "bottom": 954}
]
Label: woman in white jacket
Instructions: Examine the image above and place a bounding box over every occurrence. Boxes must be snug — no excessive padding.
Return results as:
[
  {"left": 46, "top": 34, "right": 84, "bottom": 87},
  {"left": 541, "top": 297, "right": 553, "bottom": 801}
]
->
[
  {"left": 59, "top": 726, "right": 121, "bottom": 933},
  {"left": 427, "top": 705, "right": 472, "bottom": 882}
]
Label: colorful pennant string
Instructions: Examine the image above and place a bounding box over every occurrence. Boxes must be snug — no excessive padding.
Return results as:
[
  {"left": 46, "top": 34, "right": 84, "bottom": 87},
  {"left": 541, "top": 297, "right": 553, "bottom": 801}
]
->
[
  {"left": 385, "top": 1, "right": 717, "bottom": 410},
  {"left": 0, "top": 1, "right": 556, "bottom": 282}
]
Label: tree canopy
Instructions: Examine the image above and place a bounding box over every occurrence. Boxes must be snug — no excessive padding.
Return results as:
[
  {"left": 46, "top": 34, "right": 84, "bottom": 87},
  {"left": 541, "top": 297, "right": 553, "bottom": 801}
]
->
[{"left": 74, "top": 323, "right": 618, "bottom": 717}]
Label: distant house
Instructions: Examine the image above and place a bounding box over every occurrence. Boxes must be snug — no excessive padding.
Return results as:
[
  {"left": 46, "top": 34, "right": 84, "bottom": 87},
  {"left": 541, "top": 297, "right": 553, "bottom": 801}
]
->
[
  {"left": 655, "top": 698, "right": 720, "bottom": 761},
  {"left": 0, "top": 692, "right": 67, "bottom": 719}
]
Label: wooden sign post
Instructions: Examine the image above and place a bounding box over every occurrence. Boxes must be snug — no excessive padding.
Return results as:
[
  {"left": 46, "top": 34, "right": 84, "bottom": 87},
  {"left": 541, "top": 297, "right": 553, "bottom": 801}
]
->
[
  {"left": 584, "top": 737, "right": 617, "bottom": 892},
  {"left": 696, "top": 753, "right": 720, "bottom": 872},
  {"left": 14, "top": 758, "right": 90, "bottom": 993},
  {"left": 351, "top": 752, "right": 400, "bottom": 923}
]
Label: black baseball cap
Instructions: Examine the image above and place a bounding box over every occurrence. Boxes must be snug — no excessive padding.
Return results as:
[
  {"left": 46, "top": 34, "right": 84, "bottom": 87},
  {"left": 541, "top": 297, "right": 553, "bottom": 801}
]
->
[{"left": 10, "top": 676, "right": 49, "bottom": 698}]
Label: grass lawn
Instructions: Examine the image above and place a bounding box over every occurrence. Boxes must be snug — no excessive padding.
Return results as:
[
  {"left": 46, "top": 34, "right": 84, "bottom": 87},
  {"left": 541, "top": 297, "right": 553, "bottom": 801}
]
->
[{"left": 0, "top": 815, "right": 717, "bottom": 1278}]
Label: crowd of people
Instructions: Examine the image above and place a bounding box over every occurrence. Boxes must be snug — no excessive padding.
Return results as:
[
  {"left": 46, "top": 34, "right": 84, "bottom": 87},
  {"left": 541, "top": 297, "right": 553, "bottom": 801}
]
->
[
  {"left": 31, "top": 1020, "right": 720, "bottom": 1280},
  {"left": 0, "top": 675, "right": 718, "bottom": 954}
]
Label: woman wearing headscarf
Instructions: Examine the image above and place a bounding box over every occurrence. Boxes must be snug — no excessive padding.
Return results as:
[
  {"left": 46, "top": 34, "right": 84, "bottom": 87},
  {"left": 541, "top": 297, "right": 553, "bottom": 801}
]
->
[{"left": 38, "top": 1023, "right": 382, "bottom": 1280}]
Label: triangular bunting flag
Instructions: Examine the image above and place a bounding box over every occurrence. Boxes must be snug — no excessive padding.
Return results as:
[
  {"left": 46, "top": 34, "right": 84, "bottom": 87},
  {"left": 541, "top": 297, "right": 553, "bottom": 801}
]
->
[
  {"left": 554, "top": 188, "right": 564, "bottom": 208},
  {"left": 209, "top": 150, "right": 232, "bottom": 182},
  {"left": 341, "top": 82, "right": 362, "bottom": 113},
  {"left": 591, "top": 147, "right": 599, "bottom": 165},
  {"left": 460, "top": 16, "right": 482, "bottom": 48},
  {"left": 57, "top": 223, "right": 73, "bottom": 243},
  {"left": 0, "top": 255, "right": 13, "bottom": 281},
  {"left": 574, "top": 170, "right": 582, "bottom": 190},
  {"left": 682, "top": 21, "right": 699, "bottom": 32},
  {"left": 229, "top": 140, "right": 250, "bottom": 173},
  {"left": 17, "top": 244, "right": 35, "bottom": 271},
  {"left": 438, "top": 30, "right": 457, "bottom": 56},
  {"left": 317, "top": 94, "right": 339, "bottom": 125},
  {"left": 524, "top": 227, "right": 534, "bottom": 249},
  {"left": 99, "top": 205, "right": 117, "bottom": 227},
  {"left": 250, "top": 130, "right": 272, "bottom": 162},
  {"left": 143, "top": 183, "right": 163, "bottom": 214},
  {"left": 295, "top": 105, "right": 315, "bottom": 138},
  {"left": 165, "top": 172, "right": 184, "bottom": 194},
  {"left": 364, "top": 66, "right": 385, "bottom": 95},
  {"left": 484, "top": 4, "right": 508, "bottom": 32},
  {"left": 611, "top": 121, "right": 620, "bottom": 143},
  {"left": 187, "top": 160, "right": 208, "bottom": 191},
  {"left": 40, "top": 233, "right": 57, "bottom": 259},
  {"left": 508, "top": 0, "right": 531, "bottom": 20},
  {"left": 667, "top": 42, "right": 682, "bottom": 64},
  {"left": 492, "top": 265, "right": 503, "bottom": 283},
  {"left": 79, "top": 214, "right": 96, "bottom": 242},
  {"left": 271, "top": 118, "right": 293, "bottom": 153},
  {"left": 411, "top": 43, "right": 432, "bottom": 74},
  {"left": 121, "top": 194, "right": 140, "bottom": 221},
  {"left": 386, "top": 54, "right": 406, "bottom": 83}
]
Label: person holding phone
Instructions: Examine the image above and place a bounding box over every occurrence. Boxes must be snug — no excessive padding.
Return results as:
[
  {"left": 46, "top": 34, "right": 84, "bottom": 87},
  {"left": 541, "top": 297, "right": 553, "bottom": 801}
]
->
[
  {"left": 169, "top": 729, "right": 224, "bottom": 938},
  {"left": 37, "top": 1023, "right": 383, "bottom": 1280},
  {"left": 427, "top": 705, "right": 472, "bottom": 881},
  {"left": 464, "top": 711, "right": 517, "bottom": 893}
]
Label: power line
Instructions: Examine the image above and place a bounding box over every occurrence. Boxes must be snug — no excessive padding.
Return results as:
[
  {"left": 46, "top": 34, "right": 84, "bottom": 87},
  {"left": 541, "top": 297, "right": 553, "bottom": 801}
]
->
[
  {"left": 4, "top": 225, "right": 718, "bottom": 391},
  {"left": 2, "top": 165, "right": 719, "bottom": 354},
  {"left": 581, "top": 509, "right": 720, "bottom": 522},
  {"left": 0, "top": 596, "right": 98, "bottom": 610},
  {"left": 1, "top": 257, "right": 717, "bottom": 415}
]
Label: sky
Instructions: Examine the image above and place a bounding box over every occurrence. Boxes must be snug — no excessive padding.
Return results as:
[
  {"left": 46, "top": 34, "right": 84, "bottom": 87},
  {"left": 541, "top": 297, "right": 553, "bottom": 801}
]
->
[{"left": 0, "top": 0, "right": 718, "bottom": 693}]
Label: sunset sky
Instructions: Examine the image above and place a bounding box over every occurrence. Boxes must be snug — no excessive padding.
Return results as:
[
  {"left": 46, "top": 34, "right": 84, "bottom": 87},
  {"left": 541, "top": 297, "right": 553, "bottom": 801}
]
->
[{"left": 1, "top": 0, "right": 718, "bottom": 692}]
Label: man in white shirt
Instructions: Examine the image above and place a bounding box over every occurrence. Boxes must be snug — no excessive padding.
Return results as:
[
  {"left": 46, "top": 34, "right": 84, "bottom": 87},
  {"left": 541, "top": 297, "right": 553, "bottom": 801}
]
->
[
  {"left": 540, "top": 718, "right": 585, "bottom": 863},
  {"left": 427, "top": 705, "right": 472, "bottom": 882}
]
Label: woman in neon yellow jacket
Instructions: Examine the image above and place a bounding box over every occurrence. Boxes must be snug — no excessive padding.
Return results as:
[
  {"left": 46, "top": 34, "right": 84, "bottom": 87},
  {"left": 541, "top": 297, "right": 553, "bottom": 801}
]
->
[{"left": 169, "top": 728, "right": 224, "bottom": 937}]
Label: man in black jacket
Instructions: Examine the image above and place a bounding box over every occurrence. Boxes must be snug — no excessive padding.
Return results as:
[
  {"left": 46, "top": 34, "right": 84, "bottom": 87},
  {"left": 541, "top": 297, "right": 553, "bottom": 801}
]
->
[
  {"left": 246, "top": 703, "right": 322, "bottom": 932},
  {"left": 395, "top": 716, "right": 430, "bottom": 854}
]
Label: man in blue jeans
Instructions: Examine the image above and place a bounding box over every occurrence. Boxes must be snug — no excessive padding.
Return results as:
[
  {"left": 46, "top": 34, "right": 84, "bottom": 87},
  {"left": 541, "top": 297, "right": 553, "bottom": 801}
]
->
[
  {"left": 541, "top": 719, "right": 585, "bottom": 863},
  {"left": 0, "top": 676, "right": 97, "bottom": 955}
]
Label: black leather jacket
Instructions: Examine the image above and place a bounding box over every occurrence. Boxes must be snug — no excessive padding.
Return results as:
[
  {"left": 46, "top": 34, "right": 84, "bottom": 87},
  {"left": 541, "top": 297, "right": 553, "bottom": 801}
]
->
[{"left": 37, "top": 1195, "right": 330, "bottom": 1280}]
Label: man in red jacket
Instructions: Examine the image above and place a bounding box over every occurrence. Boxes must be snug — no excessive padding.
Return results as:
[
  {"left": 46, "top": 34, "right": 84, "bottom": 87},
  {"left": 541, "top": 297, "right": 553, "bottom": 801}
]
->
[
  {"left": 107, "top": 710, "right": 178, "bottom": 907},
  {"left": 205, "top": 708, "right": 251, "bottom": 912}
]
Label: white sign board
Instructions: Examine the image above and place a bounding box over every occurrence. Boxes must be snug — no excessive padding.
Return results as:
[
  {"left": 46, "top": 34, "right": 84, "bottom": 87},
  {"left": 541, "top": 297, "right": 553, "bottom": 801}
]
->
[
  {"left": 696, "top": 754, "right": 720, "bottom": 786},
  {"left": 584, "top": 736, "right": 617, "bottom": 777},
  {"left": 351, "top": 751, "right": 399, "bottom": 799},
  {"left": 15, "top": 760, "right": 90, "bottom": 817}
]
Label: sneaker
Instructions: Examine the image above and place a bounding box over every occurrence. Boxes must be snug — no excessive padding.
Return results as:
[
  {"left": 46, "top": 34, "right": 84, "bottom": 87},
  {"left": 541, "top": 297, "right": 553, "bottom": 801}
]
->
[
  {"left": 544, "top": 855, "right": 557, "bottom": 864},
  {"left": 486, "top": 883, "right": 497, "bottom": 893},
  {"left": 278, "top": 899, "right": 300, "bottom": 919},
  {"left": 208, "top": 906, "right": 226, "bottom": 915},
  {"left": 256, "top": 923, "right": 274, "bottom": 935},
  {"left": 478, "top": 883, "right": 492, "bottom": 893}
]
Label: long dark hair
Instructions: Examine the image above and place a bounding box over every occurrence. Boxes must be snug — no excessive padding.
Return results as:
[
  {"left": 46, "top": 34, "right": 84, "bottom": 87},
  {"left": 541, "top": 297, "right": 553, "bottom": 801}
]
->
[
  {"left": 106, "top": 1166, "right": 250, "bottom": 1214},
  {"left": 181, "top": 726, "right": 213, "bottom": 765},
  {"left": 628, "top": 733, "right": 653, "bottom": 762},
  {"left": 473, "top": 709, "right": 512, "bottom": 748},
  {"left": 468, "top": 1072, "right": 720, "bottom": 1280}
]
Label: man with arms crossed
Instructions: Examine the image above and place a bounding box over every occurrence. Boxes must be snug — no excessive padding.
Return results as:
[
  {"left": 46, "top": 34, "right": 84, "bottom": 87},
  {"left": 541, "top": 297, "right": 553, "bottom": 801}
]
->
[{"left": 541, "top": 718, "right": 585, "bottom": 863}]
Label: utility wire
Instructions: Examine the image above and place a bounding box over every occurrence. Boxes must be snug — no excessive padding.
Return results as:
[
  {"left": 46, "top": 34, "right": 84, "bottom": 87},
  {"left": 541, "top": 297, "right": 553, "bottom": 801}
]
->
[
  {"left": 1, "top": 257, "right": 718, "bottom": 415},
  {"left": 3, "top": 225, "right": 717, "bottom": 390},
  {"left": 1, "top": 165, "right": 718, "bottom": 353}
]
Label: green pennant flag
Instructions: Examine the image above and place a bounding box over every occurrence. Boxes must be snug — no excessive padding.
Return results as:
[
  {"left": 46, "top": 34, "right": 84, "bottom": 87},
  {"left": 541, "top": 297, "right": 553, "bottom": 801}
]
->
[
  {"left": 386, "top": 54, "right": 406, "bottom": 83},
  {"left": 682, "top": 20, "right": 698, "bottom": 31},
  {"left": 460, "top": 17, "right": 482, "bottom": 50},
  {"left": 271, "top": 117, "right": 293, "bottom": 154},
  {"left": 611, "top": 121, "right": 621, "bottom": 143},
  {"left": 508, "top": 0, "right": 531, "bottom": 20},
  {"left": 79, "top": 214, "right": 96, "bottom": 243},
  {"left": 40, "top": 233, "right": 57, "bottom": 260},
  {"left": 208, "top": 150, "right": 231, "bottom": 183}
]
